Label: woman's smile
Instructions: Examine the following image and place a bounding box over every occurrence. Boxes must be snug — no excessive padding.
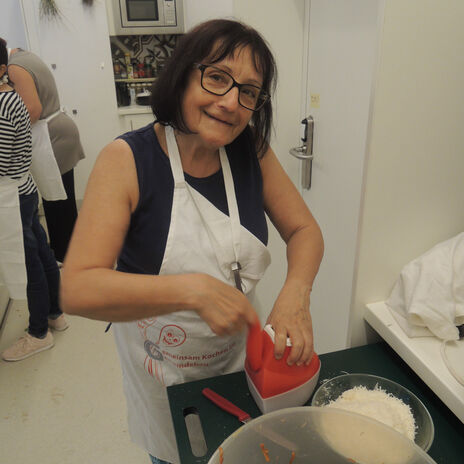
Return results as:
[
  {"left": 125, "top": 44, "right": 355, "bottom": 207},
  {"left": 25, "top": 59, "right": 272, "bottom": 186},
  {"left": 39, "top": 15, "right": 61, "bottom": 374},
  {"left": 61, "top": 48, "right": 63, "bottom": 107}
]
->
[{"left": 203, "top": 110, "right": 233, "bottom": 126}]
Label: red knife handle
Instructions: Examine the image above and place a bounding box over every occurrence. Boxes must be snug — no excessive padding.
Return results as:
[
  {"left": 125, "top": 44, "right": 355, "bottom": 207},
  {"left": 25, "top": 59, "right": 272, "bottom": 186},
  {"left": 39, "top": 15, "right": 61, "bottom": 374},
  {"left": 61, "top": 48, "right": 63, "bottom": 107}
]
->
[{"left": 202, "top": 388, "right": 250, "bottom": 422}]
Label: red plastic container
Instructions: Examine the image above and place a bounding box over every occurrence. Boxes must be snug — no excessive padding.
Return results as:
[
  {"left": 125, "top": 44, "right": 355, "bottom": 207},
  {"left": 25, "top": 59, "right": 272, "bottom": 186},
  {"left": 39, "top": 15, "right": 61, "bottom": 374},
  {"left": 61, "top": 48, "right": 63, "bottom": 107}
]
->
[{"left": 245, "top": 322, "right": 321, "bottom": 413}]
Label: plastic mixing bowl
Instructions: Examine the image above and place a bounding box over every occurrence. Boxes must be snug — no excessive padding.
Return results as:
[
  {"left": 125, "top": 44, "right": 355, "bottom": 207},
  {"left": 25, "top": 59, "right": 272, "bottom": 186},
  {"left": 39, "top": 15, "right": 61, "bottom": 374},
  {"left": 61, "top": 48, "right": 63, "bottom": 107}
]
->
[
  {"left": 207, "top": 406, "right": 437, "bottom": 464},
  {"left": 311, "top": 373, "right": 434, "bottom": 451}
]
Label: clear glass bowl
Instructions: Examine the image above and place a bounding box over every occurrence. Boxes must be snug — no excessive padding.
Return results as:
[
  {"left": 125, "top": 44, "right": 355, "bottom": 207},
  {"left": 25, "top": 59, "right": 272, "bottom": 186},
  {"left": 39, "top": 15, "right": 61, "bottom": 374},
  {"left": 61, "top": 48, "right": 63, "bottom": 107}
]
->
[
  {"left": 207, "top": 406, "right": 437, "bottom": 464},
  {"left": 311, "top": 373, "right": 434, "bottom": 451}
]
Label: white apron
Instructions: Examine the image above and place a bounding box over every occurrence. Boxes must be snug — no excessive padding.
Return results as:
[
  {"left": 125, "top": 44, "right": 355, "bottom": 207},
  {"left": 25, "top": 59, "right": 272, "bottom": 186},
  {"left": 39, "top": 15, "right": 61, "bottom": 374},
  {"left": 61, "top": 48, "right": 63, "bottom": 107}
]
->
[
  {"left": 0, "top": 174, "right": 28, "bottom": 300},
  {"left": 113, "top": 126, "right": 271, "bottom": 462},
  {"left": 30, "top": 110, "right": 67, "bottom": 201}
]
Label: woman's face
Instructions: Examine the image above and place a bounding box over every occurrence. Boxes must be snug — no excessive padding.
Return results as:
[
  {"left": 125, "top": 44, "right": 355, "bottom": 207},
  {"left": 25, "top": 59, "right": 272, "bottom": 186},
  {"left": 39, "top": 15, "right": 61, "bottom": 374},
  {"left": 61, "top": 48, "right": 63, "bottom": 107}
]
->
[{"left": 181, "top": 45, "right": 263, "bottom": 149}]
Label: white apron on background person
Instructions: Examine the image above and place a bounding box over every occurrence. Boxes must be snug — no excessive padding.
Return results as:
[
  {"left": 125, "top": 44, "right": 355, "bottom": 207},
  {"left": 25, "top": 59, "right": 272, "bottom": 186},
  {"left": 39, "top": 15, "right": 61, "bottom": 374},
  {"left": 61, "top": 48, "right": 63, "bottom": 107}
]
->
[
  {"left": 113, "top": 126, "right": 271, "bottom": 463},
  {"left": 0, "top": 175, "right": 28, "bottom": 300},
  {"left": 30, "top": 110, "right": 67, "bottom": 201}
]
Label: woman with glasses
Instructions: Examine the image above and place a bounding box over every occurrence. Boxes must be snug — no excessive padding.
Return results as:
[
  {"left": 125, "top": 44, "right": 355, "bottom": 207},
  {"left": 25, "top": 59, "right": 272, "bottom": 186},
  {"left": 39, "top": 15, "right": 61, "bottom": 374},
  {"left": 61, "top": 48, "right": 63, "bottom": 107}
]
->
[{"left": 61, "top": 19, "right": 323, "bottom": 464}]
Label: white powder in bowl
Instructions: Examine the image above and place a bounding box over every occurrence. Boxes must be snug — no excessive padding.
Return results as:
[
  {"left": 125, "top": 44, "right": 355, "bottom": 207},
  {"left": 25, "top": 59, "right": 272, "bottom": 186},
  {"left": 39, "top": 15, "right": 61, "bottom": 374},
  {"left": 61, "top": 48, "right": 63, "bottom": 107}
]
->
[{"left": 325, "top": 386, "right": 416, "bottom": 441}]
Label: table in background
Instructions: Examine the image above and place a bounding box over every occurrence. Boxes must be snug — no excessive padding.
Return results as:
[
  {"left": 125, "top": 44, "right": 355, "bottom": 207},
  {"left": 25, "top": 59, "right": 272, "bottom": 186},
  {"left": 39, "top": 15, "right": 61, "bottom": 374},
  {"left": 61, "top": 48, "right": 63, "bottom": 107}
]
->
[{"left": 167, "top": 342, "right": 464, "bottom": 464}]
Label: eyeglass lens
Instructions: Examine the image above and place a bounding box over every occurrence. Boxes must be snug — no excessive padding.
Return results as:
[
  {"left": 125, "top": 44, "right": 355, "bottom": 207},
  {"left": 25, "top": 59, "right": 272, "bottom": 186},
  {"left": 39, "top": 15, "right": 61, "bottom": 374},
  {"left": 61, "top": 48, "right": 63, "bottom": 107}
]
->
[{"left": 201, "top": 66, "right": 264, "bottom": 110}]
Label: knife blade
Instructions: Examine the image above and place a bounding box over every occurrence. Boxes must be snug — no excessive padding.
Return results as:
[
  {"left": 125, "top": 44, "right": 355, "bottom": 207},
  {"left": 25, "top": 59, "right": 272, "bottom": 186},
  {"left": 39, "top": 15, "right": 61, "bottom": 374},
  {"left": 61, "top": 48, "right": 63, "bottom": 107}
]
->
[{"left": 202, "top": 387, "right": 251, "bottom": 424}]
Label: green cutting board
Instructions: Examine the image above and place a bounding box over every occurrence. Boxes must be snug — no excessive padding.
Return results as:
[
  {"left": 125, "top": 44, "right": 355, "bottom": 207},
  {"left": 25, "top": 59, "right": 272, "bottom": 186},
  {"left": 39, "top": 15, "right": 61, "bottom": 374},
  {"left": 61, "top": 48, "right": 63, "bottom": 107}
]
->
[{"left": 167, "top": 342, "right": 464, "bottom": 464}]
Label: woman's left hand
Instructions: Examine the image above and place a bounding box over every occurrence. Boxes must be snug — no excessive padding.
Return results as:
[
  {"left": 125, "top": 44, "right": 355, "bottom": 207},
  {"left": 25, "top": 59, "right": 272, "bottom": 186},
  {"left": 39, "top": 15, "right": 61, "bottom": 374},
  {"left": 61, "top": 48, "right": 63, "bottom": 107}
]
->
[{"left": 266, "top": 281, "right": 314, "bottom": 366}]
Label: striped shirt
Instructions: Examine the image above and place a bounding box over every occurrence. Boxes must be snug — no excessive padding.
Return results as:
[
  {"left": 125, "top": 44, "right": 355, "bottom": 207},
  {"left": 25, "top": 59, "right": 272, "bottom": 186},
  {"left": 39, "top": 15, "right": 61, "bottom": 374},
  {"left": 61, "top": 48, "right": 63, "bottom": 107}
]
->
[{"left": 0, "top": 90, "right": 36, "bottom": 195}]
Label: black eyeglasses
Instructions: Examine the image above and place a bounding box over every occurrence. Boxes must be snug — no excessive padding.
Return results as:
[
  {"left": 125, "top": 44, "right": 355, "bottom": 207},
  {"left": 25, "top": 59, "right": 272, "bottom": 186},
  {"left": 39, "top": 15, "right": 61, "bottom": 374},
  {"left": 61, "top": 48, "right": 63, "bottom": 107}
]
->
[{"left": 195, "top": 63, "right": 269, "bottom": 111}]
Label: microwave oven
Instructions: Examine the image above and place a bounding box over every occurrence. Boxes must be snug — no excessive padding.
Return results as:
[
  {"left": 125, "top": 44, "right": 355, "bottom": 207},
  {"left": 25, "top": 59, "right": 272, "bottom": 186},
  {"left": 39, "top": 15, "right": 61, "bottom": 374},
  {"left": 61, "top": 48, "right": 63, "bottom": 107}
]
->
[{"left": 109, "top": 0, "right": 184, "bottom": 35}]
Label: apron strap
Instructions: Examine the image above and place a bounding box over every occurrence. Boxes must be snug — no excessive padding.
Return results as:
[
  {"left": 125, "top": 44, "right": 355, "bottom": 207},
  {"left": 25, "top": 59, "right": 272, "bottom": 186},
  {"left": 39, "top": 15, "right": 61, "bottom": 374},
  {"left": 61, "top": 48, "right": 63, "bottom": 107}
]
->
[
  {"left": 44, "top": 109, "right": 62, "bottom": 123},
  {"left": 219, "top": 147, "right": 242, "bottom": 264},
  {"left": 165, "top": 126, "right": 186, "bottom": 188},
  {"left": 219, "top": 148, "right": 243, "bottom": 291},
  {"left": 164, "top": 125, "right": 244, "bottom": 290}
]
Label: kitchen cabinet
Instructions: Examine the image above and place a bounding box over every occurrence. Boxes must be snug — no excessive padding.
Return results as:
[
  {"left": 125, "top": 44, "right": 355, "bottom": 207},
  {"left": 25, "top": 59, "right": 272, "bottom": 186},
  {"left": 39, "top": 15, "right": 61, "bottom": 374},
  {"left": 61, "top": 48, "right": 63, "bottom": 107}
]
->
[
  {"left": 167, "top": 342, "right": 464, "bottom": 464},
  {"left": 118, "top": 109, "right": 155, "bottom": 133}
]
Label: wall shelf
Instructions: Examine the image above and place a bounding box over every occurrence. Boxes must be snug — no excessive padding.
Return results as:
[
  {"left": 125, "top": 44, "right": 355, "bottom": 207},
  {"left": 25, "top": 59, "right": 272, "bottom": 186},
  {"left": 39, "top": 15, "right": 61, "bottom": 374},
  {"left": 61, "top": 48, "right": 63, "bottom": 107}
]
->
[
  {"left": 118, "top": 105, "right": 152, "bottom": 115},
  {"left": 115, "top": 78, "right": 156, "bottom": 83}
]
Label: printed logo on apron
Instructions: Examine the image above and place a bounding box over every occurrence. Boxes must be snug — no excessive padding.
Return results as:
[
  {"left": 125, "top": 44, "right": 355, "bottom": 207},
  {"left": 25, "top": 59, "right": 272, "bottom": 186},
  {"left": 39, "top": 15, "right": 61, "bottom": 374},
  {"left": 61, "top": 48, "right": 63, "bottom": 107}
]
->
[
  {"left": 137, "top": 314, "right": 240, "bottom": 385},
  {"left": 140, "top": 320, "right": 188, "bottom": 362}
]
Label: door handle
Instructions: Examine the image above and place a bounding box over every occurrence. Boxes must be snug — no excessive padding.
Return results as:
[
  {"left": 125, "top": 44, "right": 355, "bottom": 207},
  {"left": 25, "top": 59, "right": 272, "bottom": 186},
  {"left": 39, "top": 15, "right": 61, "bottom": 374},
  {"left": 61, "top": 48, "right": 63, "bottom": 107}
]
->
[
  {"left": 289, "top": 116, "right": 314, "bottom": 189},
  {"left": 289, "top": 146, "right": 313, "bottom": 160}
]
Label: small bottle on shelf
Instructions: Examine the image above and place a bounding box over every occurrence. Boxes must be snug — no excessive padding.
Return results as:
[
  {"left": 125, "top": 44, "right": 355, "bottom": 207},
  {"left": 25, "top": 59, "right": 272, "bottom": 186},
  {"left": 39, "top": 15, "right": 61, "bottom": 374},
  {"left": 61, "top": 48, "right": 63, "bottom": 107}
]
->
[
  {"left": 124, "top": 52, "right": 133, "bottom": 79},
  {"left": 144, "top": 57, "right": 153, "bottom": 78},
  {"left": 128, "top": 84, "right": 136, "bottom": 105},
  {"left": 127, "top": 63, "right": 134, "bottom": 80},
  {"left": 137, "top": 63, "right": 145, "bottom": 78},
  {"left": 132, "top": 62, "right": 138, "bottom": 79},
  {"left": 113, "top": 61, "right": 121, "bottom": 78}
]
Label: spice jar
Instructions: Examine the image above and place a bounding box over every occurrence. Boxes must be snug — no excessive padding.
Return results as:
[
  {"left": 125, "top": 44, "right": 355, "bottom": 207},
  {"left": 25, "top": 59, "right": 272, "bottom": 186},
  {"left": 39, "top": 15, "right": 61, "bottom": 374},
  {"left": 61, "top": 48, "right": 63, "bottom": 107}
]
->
[
  {"left": 113, "top": 61, "right": 121, "bottom": 78},
  {"left": 132, "top": 60, "right": 139, "bottom": 79},
  {"left": 137, "top": 63, "right": 145, "bottom": 78}
]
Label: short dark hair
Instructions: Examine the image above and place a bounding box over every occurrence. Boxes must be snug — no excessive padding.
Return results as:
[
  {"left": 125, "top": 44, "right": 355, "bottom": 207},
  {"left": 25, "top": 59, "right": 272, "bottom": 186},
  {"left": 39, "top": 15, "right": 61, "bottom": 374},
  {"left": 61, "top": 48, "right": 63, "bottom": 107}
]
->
[
  {"left": 0, "top": 38, "right": 8, "bottom": 67},
  {"left": 150, "top": 19, "right": 277, "bottom": 158}
]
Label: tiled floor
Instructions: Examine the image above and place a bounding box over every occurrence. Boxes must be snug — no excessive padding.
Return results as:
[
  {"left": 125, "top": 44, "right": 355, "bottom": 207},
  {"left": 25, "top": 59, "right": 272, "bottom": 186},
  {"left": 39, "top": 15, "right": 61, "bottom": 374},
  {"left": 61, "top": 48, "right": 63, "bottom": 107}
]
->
[{"left": 0, "top": 299, "right": 148, "bottom": 464}]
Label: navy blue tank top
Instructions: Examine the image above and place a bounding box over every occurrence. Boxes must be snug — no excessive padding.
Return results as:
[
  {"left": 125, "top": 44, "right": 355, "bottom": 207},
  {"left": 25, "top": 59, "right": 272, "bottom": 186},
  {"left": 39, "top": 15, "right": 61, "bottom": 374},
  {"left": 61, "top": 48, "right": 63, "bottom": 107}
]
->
[{"left": 116, "top": 123, "right": 268, "bottom": 275}]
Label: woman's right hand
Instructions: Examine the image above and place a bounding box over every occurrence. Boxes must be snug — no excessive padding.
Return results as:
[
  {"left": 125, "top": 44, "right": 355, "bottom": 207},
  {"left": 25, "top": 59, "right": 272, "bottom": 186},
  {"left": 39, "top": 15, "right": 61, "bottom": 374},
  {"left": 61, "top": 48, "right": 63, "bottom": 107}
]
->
[{"left": 188, "top": 274, "right": 258, "bottom": 336}]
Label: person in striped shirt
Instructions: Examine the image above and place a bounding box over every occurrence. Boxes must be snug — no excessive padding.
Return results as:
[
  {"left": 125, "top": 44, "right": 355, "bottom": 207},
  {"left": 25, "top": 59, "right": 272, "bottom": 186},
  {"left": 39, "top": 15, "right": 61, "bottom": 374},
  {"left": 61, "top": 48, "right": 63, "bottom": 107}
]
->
[{"left": 0, "top": 38, "right": 68, "bottom": 362}]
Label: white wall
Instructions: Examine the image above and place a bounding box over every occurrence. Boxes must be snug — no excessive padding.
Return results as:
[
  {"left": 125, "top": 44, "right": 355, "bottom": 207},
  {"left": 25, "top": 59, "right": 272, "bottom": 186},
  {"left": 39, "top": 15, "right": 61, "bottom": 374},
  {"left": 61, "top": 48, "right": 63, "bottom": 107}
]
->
[
  {"left": 0, "top": 0, "right": 28, "bottom": 49},
  {"left": 184, "top": 0, "right": 233, "bottom": 30},
  {"left": 350, "top": 0, "right": 464, "bottom": 346},
  {"left": 233, "top": 0, "right": 305, "bottom": 321}
]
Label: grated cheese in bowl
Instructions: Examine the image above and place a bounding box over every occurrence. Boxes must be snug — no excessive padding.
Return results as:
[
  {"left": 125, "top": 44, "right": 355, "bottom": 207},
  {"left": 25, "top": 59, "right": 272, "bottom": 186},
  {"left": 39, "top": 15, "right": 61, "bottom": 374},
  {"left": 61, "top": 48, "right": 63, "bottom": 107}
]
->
[{"left": 325, "top": 385, "right": 416, "bottom": 440}]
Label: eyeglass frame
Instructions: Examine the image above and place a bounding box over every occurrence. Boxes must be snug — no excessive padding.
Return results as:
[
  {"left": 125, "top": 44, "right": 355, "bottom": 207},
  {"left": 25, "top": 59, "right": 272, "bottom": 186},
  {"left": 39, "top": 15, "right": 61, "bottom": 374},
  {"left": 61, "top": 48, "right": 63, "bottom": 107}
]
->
[{"left": 194, "top": 63, "right": 269, "bottom": 112}]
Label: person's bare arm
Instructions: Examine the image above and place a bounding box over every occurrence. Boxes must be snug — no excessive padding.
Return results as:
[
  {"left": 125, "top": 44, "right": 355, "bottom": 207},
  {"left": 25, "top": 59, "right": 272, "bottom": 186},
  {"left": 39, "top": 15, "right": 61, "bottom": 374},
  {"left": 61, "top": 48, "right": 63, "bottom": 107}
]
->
[
  {"left": 60, "top": 138, "right": 257, "bottom": 334},
  {"left": 8, "top": 65, "right": 42, "bottom": 122},
  {"left": 260, "top": 147, "right": 324, "bottom": 365}
]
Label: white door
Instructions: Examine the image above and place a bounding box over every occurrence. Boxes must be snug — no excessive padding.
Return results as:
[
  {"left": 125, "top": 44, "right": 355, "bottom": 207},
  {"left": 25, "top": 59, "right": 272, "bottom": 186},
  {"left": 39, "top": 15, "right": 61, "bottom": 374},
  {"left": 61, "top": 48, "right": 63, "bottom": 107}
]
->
[{"left": 293, "top": 0, "right": 383, "bottom": 354}]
